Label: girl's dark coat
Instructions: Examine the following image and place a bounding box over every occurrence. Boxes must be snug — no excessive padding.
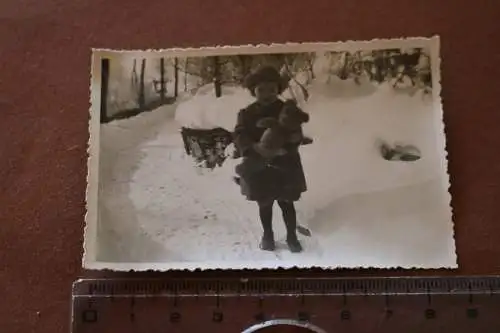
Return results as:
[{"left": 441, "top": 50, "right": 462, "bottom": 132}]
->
[{"left": 233, "top": 99, "right": 308, "bottom": 202}]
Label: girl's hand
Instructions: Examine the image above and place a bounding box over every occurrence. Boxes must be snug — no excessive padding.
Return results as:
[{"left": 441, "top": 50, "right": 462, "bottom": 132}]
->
[
  {"left": 251, "top": 143, "right": 265, "bottom": 156},
  {"left": 301, "top": 136, "right": 313, "bottom": 145},
  {"left": 253, "top": 143, "right": 278, "bottom": 159}
]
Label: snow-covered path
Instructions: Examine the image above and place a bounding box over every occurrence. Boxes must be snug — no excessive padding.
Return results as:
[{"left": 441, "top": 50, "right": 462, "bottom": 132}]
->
[
  {"left": 96, "top": 82, "right": 456, "bottom": 270},
  {"left": 97, "top": 100, "right": 325, "bottom": 265}
]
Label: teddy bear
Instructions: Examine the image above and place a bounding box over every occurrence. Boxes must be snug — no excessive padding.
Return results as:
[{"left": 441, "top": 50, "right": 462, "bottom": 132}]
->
[
  {"left": 252, "top": 99, "right": 313, "bottom": 158},
  {"left": 234, "top": 99, "right": 313, "bottom": 178}
]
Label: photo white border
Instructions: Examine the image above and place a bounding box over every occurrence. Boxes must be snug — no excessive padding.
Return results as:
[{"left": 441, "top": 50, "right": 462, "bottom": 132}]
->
[{"left": 83, "top": 36, "right": 456, "bottom": 271}]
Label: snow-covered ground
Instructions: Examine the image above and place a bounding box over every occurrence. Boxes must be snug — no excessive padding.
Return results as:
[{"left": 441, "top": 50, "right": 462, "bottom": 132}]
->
[{"left": 95, "top": 77, "right": 456, "bottom": 270}]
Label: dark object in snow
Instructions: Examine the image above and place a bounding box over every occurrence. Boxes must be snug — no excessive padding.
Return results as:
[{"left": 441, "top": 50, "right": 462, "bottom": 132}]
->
[
  {"left": 296, "top": 224, "right": 312, "bottom": 237},
  {"left": 378, "top": 140, "right": 421, "bottom": 162},
  {"left": 180, "top": 127, "right": 233, "bottom": 169},
  {"left": 235, "top": 99, "right": 313, "bottom": 179}
]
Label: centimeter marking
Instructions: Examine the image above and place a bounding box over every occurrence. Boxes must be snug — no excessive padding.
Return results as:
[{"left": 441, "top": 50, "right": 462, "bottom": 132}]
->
[
  {"left": 72, "top": 276, "right": 500, "bottom": 333},
  {"left": 73, "top": 276, "right": 500, "bottom": 297}
]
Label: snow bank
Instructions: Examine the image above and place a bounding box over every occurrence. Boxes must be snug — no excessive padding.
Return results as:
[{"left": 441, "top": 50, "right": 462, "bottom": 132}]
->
[
  {"left": 174, "top": 85, "right": 254, "bottom": 131},
  {"left": 295, "top": 80, "right": 443, "bottom": 223},
  {"left": 158, "top": 79, "right": 445, "bottom": 235},
  {"left": 171, "top": 78, "right": 442, "bottom": 219},
  {"left": 174, "top": 81, "right": 314, "bottom": 131}
]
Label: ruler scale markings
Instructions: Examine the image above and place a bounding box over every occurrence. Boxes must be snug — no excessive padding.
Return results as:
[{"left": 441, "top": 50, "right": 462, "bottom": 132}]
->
[
  {"left": 129, "top": 297, "right": 135, "bottom": 322},
  {"left": 479, "top": 278, "right": 490, "bottom": 290},
  {"left": 384, "top": 278, "right": 392, "bottom": 318},
  {"left": 468, "top": 282, "right": 474, "bottom": 304},
  {"left": 72, "top": 277, "right": 500, "bottom": 297},
  {"left": 71, "top": 276, "right": 500, "bottom": 333},
  {"left": 342, "top": 284, "right": 348, "bottom": 306}
]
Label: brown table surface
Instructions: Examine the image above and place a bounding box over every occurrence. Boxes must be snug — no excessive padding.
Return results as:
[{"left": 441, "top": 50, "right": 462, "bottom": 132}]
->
[{"left": 1, "top": 0, "right": 500, "bottom": 332}]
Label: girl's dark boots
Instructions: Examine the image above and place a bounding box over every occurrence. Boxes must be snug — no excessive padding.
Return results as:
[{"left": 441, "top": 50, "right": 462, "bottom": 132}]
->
[
  {"left": 260, "top": 232, "right": 275, "bottom": 251},
  {"left": 286, "top": 234, "right": 303, "bottom": 253},
  {"left": 259, "top": 203, "right": 275, "bottom": 251},
  {"left": 258, "top": 200, "right": 303, "bottom": 252},
  {"left": 279, "top": 201, "right": 303, "bottom": 253}
]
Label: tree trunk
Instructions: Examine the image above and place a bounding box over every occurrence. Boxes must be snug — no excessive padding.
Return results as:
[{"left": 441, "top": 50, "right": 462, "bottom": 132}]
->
[
  {"left": 131, "top": 59, "right": 138, "bottom": 90},
  {"left": 283, "top": 57, "right": 310, "bottom": 102},
  {"left": 100, "top": 58, "right": 110, "bottom": 123},
  {"left": 184, "top": 58, "right": 188, "bottom": 92},
  {"left": 238, "top": 55, "right": 251, "bottom": 84},
  {"left": 174, "top": 57, "right": 179, "bottom": 98},
  {"left": 307, "top": 54, "right": 315, "bottom": 80},
  {"left": 138, "top": 58, "right": 146, "bottom": 109},
  {"left": 213, "top": 56, "right": 222, "bottom": 98},
  {"left": 159, "top": 57, "right": 166, "bottom": 102}
]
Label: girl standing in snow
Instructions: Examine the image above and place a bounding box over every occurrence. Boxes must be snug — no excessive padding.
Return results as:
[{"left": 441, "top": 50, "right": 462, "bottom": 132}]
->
[{"left": 233, "top": 65, "right": 308, "bottom": 253}]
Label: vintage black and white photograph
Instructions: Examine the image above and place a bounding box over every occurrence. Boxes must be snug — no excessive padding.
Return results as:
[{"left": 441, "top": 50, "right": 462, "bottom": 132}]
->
[{"left": 84, "top": 37, "right": 456, "bottom": 270}]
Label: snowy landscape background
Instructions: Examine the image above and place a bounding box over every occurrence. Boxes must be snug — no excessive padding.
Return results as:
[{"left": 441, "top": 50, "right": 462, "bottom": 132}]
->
[{"left": 92, "top": 44, "right": 456, "bottom": 270}]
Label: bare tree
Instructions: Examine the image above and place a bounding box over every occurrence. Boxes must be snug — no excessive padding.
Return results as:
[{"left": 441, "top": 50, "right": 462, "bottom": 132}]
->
[
  {"left": 100, "top": 58, "right": 110, "bottom": 123},
  {"left": 131, "top": 59, "right": 139, "bottom": 90},
  {"left": 138, "top": 58, "right": 146, "bottom": 108},
  {"left": 236, "top": 55, "right": 252, "bottom": 84},
  {"left": 213, "top": 56, "right": 222, "bottom": 98},
  {"left": 159, "top": 57, "right": 166, "bottom": 102},
  {"left": 281, "top": 54, "right": 310, "bottom": 101},
  {"left": 184, "top": 58, "right": 188, "bottom": 92},
  {"left": 305, "top": 53, "right": 316, "bottom": 81},
  {"left": 174, "top": 57, "right": 179, "bottom": 97}
]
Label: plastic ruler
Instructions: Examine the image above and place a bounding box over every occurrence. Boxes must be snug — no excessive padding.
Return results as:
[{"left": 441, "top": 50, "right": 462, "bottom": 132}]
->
[{"left": 71, "top": 276, "right": 500, "bottom": 332}]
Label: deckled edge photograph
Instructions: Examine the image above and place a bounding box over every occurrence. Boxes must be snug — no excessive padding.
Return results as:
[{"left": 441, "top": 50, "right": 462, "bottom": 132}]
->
[{"left": 83, "top": 36, "right": 456, "bottom": 271}]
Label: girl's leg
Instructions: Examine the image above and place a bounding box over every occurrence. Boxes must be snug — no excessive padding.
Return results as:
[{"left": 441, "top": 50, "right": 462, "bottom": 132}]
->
[
  {"left": 277, "top": 200, "right": 303, "bottom": 253},
  {"left": 258, "top": 199, "right": 275, "bottom": 251}
]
